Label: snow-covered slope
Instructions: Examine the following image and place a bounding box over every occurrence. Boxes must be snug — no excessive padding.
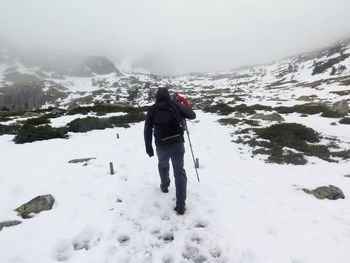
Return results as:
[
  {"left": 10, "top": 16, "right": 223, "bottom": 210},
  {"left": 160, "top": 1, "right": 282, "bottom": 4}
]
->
[
  {"left": 1, "top": 112, "right": 350, "bottom": 263},
  {"left": 1, "top": 39, "right": 350, "bottom": 263},
  {"left": 1, "top": 38, "right": 350, "bottom": 111}
]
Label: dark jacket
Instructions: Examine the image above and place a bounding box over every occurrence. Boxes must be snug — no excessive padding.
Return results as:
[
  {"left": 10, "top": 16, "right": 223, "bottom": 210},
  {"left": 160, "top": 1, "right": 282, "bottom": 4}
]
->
[{"left": 144, "top": 88, "right": 196, "bottom": 156}]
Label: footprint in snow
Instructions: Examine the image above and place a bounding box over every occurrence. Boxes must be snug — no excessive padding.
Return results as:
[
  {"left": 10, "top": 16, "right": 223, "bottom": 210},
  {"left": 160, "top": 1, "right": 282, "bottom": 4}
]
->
[
  {"left": 161, "top": 213, "right": 170, "bottom": 221},
  {"left": 162, "top": 232, "right": 174, "bottom": 243},
  {"left": 190, "top": 233, "right": 202, "bottom": 244},
  {"left": 53, "top": 239, "right": 73, "bottom": 262},
  {"left": 162, "top": 254, "right": 175, "bottom": 263},
  {"left": 72, "top": 227, "right": 102, "bottom": 251},
  {"left": 194, "top": 219, "right": 208, "bottom": 229},
  {"left": 209, "top": 247, "right": 222, "bottom": 259},
  {"left": 182, "top": 245, "right": 208, "bottom": 263}
]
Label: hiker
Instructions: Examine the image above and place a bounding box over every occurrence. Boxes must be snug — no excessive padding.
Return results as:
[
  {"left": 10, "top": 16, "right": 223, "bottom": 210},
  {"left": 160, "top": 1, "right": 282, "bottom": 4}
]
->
[{"left": 144, "top": 88, "right": 196, "bottom": 215}]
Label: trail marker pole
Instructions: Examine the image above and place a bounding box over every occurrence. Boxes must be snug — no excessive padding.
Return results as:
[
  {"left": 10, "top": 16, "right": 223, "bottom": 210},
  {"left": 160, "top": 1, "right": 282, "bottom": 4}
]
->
[{"left": 109, "top": 162, "right": 115, "bottom": 175}]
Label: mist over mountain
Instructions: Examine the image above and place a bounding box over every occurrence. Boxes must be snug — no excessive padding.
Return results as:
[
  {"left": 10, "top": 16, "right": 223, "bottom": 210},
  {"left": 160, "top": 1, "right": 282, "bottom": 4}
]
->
[{"left": 1, "top": 0, "right": 350, "bottom": 75}]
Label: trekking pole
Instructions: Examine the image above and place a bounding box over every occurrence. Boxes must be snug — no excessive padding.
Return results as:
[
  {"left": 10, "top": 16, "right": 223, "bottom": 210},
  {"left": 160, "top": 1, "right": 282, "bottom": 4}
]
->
[{"left": 184, "top": 120, "right": 200, "bottom": 183}]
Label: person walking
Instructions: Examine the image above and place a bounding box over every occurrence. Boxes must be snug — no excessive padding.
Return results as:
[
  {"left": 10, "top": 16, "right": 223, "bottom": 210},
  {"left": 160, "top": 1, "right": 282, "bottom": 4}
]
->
[{"left": 144, "top": 88, "right": 196, "bottom": 215}]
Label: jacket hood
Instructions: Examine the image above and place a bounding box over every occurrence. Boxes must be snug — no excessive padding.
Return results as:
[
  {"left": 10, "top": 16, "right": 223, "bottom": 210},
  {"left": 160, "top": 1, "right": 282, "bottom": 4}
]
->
[{"left": 156, "top": 88, "right": 170, "bottom": 102}]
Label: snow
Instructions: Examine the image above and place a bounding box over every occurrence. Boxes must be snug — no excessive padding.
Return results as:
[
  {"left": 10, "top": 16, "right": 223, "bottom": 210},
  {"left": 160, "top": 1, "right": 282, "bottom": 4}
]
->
[{"left": 1, "top": 111, "right": 350, "bottom": 262}]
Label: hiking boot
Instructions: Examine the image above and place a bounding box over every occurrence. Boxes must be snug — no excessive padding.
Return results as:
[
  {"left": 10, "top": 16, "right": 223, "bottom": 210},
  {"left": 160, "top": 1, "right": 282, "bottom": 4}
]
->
[
  {"left": 174, "top": 206, "right": 185, "bottom": 215},
  {"left": 160, "top": 184, "right": 168, "bottom": 193}
]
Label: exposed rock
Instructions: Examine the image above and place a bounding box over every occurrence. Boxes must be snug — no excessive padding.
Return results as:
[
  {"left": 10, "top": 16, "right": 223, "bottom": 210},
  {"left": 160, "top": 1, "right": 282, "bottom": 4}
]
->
[
  {"left": 296, "top": 96, "right": 314, "bottom": 101},
  {"left": 35, "top": 71, "right": 50, "bottom": 79},
  {"left": 344, "top": 174, "right": 350, "bottom": 178},
  {"left": 50, "top": 73, "right": 66, "bottom": 80},
  {"left": 0, "top": 220, "right": 22, "bottom": 231},
  {"left": 4, "top": 71, "right": 41, "bottom": 83},
  {"left": 68, "top": 158, "right": 96, "bottom": 164},
  {"left": 0, "top": 82, "right": 68, "bottom": 111},
  {"left": 234, "top": 112, "right": 245, "bottom": 118},
  {"left": 303, "top": 185, "right": 345, "bottom": 200},
  {"left": 15, "top": 194, "right": 55, "bottom": 219},
  {"left": 40, "top": 55, "right": 119, "bottom": 77},
  {"left": 332, "top": 99, "right": 349, "bottom": 116},
  {"left": 250, "top": 113, "right": 285, "bottom": 122},
  {"left": 22, "top": 112, "right": 41, "bottom": 118}
]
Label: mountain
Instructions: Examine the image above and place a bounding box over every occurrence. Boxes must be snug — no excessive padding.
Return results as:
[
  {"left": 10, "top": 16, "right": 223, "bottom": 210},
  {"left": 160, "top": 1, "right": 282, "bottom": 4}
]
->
[
  {"left": 0, "top": 39, "right": 350, "bottom": 262},
  {"left": 1, "top": 38, "right": 350, "bottom": 111}
]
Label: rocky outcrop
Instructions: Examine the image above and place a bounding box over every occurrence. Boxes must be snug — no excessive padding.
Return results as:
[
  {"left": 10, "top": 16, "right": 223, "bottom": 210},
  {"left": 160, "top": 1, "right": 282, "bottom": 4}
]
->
[
  {"left": 15, "top": 194, "right": 55, "bottom": 219},
  {"left": 4, "top": 72, "right": 41, "bottom": 83},
  {"left": 303, "top": 185, "right": 345, "bottom": 200},
  {"left": 250, "top": 113, "right": 285, "bottom": 122},
  {"left": 296, "top": 96, "right": 315, "bottom": 102},
  {"left": 38, "top": 55, "right": 119, "bottom": 77},
  {"left": 0, "top": 220, "right": 22, "bottom": 231},
  {"left": 332, "top": 100, "right": 349, "bottom": 116},
  {"left": 0, "top": 81, "right": 68, "bottom": 111}
]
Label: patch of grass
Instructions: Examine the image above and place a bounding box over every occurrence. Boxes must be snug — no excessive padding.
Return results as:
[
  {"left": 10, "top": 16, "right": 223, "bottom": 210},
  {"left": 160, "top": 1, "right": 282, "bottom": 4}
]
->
[
  {"left": 67, "top": 117, "right": 113, "bottom": 133},
  {"left": 234, "top": 128, "right": 254, "bottom": 135},
  {"left": 256, "top": 123, "right": 320, "bottom": 145},
  {"left": 108, "top": 112, "right": 146, "bottom": 127},
  {"left": 331, "top": 150, "right": 350, "bottom": 159},
  {"left": 203, "top": 103, "right": 234, "bottom": 115},
  {"left": 67, "top": 112, "right": 146, "bottom": 133},
  {"left": 267, "top": 148, "right": 307, "bottom": 165},
  {"left": 0, "top": 124, "right": 21, "bottom": 135},
  {"left": 238, "top": 123, "right": 349, "bottom": 164},
  {"left": 339, "top": 118, "right": 350, "bottom": 124},
  {"left": 14, "top": 124, "right": 68, "bottom": 144},
  {"left": 24, "top": 116, "right": 51, "bottom": 126},
  {"left": 274, "top": 103, "right": 341, "bottom": 118},
  {"left": 274, "top": 103, "right": 329, "bottom": 115},
  {"left": 0, "top": 110, "right": 26, "bottom": 118},
  {"left": 218, "top": 118, "right": 240, "bottom": 126},
  {"left": 321, "top": 109, "right": 343, "bottom": 118},
  {"left": 0, "top": 116, "right": 12, "bottom": 122},
  {"left": 204, "top": 103, "right": 272, "bottom": 116}
]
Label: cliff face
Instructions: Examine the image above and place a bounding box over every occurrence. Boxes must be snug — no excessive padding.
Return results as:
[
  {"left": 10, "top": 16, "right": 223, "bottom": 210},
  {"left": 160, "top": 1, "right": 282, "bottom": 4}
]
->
[{"left": 0, "top": 82, "right": 68, "bottom": 111}]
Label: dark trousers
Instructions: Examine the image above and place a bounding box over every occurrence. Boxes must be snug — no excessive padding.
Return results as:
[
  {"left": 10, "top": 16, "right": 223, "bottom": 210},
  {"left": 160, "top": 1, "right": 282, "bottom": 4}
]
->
[{"left": 156, "top": 143, "right": 187, "bottom": 208}]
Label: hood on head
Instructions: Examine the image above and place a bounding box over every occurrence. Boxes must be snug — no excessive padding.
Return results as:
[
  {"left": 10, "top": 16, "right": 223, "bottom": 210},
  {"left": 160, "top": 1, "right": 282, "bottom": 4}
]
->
[{"left": 156, "top": 88, "right": 170, "bottom": 102}]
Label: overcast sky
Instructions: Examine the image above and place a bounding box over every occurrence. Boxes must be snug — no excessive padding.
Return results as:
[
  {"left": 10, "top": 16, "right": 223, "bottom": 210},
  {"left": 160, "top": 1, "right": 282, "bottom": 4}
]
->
[{"left": 1, "top": 0, "right": 350, "bottom": 75}]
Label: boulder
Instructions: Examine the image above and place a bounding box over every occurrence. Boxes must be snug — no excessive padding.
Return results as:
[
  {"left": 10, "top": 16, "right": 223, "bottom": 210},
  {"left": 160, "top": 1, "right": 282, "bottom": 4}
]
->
[
  {"left": 22, "top": 112, "right": 41, "bottom": 118},
  {"left": 0, "top": 220, "right": 22, "bottom": 231},
  {"left": 332, "top": 100, "right": 349, "bottom": 116},
  {"left": 15, "top": 194, "right": 55, "bottom": 219},
  {"left": 250, "top": 113, "right": 285, "bottom": 122},
  {"left": 303, "top": 185, "right": 345, "bottom": 200}
]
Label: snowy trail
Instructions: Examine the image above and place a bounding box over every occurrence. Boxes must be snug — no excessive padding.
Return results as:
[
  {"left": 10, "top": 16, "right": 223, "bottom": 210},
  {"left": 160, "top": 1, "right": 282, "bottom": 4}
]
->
[{"left": 1, "top": 111, "right": 350, "bottom": 263}]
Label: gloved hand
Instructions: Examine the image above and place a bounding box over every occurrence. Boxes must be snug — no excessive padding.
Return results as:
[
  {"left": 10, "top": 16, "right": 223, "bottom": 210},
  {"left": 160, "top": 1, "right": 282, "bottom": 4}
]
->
[{"left": 146, "top": 147, "right": 154, "bottom": 157}]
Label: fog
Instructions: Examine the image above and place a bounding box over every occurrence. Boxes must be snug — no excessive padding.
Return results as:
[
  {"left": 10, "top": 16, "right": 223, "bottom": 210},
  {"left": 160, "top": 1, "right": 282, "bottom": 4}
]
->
[{"left": 1, "top": 0, "right": 350, "bottom": 75}]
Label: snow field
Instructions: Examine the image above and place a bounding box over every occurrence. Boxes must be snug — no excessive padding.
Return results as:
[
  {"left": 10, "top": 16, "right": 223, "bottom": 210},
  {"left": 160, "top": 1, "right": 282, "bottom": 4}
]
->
[{"left": 0, "top": 111, "right": 350, "bottom": 262}]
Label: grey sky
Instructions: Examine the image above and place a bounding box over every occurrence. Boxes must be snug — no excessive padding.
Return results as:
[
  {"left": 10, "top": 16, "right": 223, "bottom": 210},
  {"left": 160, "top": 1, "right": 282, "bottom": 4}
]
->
[{"left": 1, "top": 0, "right": 350, "bottom": 74}]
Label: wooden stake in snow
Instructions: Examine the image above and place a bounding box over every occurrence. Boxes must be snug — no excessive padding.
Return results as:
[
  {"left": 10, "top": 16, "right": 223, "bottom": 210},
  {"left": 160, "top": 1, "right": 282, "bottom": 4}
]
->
[
  {"left": 109, "top": 162, "right": 115, "bottom": 175},
  {"left": 195, "top": 158, "right": 199, "bottom": 169}
]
